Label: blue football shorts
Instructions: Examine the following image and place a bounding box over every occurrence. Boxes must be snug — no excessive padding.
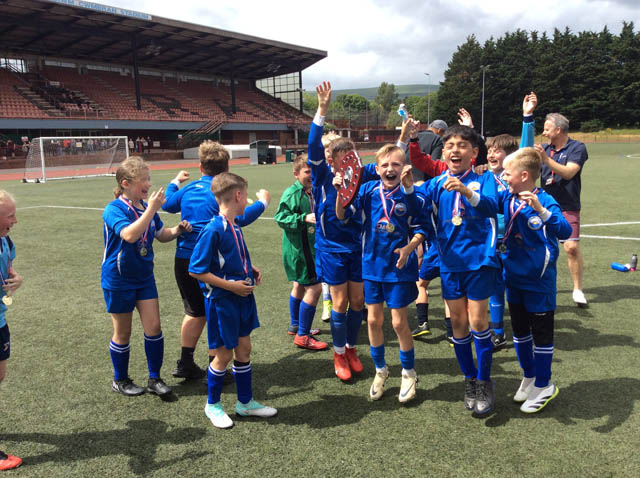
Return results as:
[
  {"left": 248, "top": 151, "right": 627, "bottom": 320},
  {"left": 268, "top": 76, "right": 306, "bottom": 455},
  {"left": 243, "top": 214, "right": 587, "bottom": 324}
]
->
[
  {"left": 364, "top": 280, "right": 418, "bottom": 309},
  {"left": 316, "top": 250, "right": 362, "bottom": 285},
  {"left": 506, "top": 287, "right": 556, "bottom": 313},
  {"left": 440, "top": 267, "right": 497, "bottom": 301},
  {"left": 209, "top": 293, "right": 260, "bottom": 350},
  {"left": 103, "top": 282, "right": 158, "bottom": 314}
]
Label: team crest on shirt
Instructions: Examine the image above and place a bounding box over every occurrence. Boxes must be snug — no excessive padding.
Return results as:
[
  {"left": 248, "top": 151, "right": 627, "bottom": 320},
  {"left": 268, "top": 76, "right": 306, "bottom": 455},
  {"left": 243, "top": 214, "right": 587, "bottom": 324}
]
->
[
  {"left": 467, "top": 181, "right": 481, "bottom": 192},
  {"left": 528, "top": 216, "right": 543, "bottom": 230},
  {"left": 394, "top": 203, "right": 407, "bottom": 216}
]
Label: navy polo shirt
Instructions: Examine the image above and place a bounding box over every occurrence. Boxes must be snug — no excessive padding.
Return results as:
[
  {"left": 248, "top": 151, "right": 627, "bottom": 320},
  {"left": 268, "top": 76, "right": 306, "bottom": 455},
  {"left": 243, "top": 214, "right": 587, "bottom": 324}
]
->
[{"left": 541, "top": 138, "right": 588, "bottom": 211}]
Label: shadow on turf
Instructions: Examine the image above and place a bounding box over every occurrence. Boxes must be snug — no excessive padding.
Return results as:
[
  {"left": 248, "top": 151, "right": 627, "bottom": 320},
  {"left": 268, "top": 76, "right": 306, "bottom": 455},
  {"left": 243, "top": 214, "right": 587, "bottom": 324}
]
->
[
  {"left": 483, "top": 377, "right": 640, "bottom": 432},
  {"left": 559, "top": 284, "right": 640, "bottom": 305},
  {"left": 554, "top": 318, "right": 640, "bottom": 351},
  {"left": 1, "top": 419, "right": 210, "bottom": 474}
]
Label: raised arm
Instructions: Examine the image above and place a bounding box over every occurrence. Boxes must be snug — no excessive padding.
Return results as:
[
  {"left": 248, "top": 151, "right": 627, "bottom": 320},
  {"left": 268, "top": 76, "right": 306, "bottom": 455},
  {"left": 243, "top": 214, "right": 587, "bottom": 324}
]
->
[
  {"left": 162, "top": 170, "right": 190, "bottom": 213},
  {"left": 520, "top": 92, "right": 537, "bottom": 148}
]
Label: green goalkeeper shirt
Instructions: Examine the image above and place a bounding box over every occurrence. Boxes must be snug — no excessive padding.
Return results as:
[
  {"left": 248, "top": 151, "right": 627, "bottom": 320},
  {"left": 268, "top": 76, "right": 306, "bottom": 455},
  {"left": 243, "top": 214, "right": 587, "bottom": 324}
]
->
[{"left": 274, "top": 181, "right": 317, "bottom": 284}]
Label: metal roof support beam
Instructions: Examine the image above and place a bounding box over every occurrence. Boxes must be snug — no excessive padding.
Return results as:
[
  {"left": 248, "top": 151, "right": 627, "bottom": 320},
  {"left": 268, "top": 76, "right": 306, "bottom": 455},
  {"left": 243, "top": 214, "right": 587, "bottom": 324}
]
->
[
  {"left": 131, "top": 35, "right": 142, "bottom": 111},
  {"left": 298, "top": 70, "right": 303, "bottom": 112},
  {"left": 230, "top": 57, "right": 236, "bottom": 114}
]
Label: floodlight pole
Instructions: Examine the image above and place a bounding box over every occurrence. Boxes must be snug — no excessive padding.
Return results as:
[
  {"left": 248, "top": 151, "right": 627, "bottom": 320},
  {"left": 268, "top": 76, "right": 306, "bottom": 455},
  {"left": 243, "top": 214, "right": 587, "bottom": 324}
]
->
[
  {"left": 424, "top": 72, "right": 430, "bottom": 125},
  {"left": 480, "top": 65, "right": 490, "bottom": 137}
]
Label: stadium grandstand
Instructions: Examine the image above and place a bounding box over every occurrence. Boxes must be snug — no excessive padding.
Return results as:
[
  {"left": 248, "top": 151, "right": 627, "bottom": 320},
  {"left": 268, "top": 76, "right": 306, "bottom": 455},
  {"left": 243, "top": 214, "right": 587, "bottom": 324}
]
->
[{"left": 0, "top": 0, "right": 326, "bottom": 165}]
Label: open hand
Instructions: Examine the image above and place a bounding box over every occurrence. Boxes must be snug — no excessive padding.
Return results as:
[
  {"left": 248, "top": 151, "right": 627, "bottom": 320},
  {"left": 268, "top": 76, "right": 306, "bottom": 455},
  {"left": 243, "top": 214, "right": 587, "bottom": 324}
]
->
[
  {"left": 401, "top": 164, "right": 414, "bottom": 189},
  {"left": 316, "top": 81, "right": 332, "bottom": 115},
  {"left": 457, "top": 108, "right": 473, "bottom": 128},
  {"left": 148, "top": 187, "right": 165, "bottom": 212},
  {"left": 2, "top": 269, "right": 22, "bottom": 293}
]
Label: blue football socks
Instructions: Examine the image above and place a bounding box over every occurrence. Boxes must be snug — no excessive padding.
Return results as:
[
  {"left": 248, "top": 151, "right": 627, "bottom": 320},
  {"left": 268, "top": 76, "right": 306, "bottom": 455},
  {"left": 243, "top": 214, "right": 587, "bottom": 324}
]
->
[
  {"left": 452, "top": 333, "right": 477, "bottom": 379},
  {"left": 330, "top": 310, "right": 347, "bottom": 349},
  {"left": 109, "top": 340, "right": 130, "bottom": 381},
  {"left": 233, "top": 360, "right": 253, "bottom": 404},
  {"left": 207, "top": 364, "right": 226, "bottom": 404},
  {"left": 513, "top": 334, "right": 535, "bottom": 378},
  {"left": 289, "top": 296, "right": 302, "bottom": 328},
  {"left": 297, "top": 301, "right": 316, "bottom": 336},
  {"left": 399, "top": 348, "right": 415, "bottom": 371},
  {"left": 472, "top": 328, "right": 493, "bottom": 381},
  {"left": 144, "top": 332, "right": 164, "bottom": 379},
  {"left": 533, "top": 344, "right": 554, "bottom": 388},
  {"left": 369, "top": 344, "right": 386, "bottom": 370}
]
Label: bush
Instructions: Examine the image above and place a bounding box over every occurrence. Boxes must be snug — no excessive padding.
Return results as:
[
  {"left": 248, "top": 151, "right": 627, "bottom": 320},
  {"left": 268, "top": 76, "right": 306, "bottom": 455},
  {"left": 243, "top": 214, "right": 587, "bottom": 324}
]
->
[{"left": 580, "top": 119, "right": 604, "bottom": 132}]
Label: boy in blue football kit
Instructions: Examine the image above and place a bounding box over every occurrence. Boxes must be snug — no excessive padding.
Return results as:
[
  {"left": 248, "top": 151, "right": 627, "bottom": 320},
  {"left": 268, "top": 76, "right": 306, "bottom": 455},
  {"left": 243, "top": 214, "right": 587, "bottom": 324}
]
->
[
  {"left": 419, "top": 125, "right": 500, "bottom": 415},
  {"left": 102, "top": 157, "right": 191, "bottom": 397},
  {"left": 0, "top": 191, "right": 23, "bottom": 471},
  {"left": 189, "top": 172, "right": 277, "bottom": 429},
  {"left": 486, "top": 92, "right": 538, "bottom": 350},
  {"left": 499, "top": 148, "right": 571, "bottom": 413},
  {"left": 162, "top": 140, "right": 269, "bottom": 379},
  {"left": 308, "top": 82, "right": 379, "bottom": 381},
  {"left": 335, "top": 145, "right": 422, "bottom": 402}
]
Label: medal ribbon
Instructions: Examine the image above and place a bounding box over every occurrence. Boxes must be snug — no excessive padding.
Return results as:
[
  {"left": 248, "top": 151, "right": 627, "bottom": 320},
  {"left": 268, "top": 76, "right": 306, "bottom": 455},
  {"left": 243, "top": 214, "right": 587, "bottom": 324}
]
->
[
  {"left": 305, "top": 189, "right": 315, "bottom": 211},
  {"left": 378, "top": 181, "right": 400, "bottom": 227},
  {"left": 119, "top": 197, "right": 150, "bottom": 249},
  {"left": 503, "top": 188, "right": 539, "bottom": 243},
  {"left": 447, "top": 168, "right": 472, "bottom": 219},
  {"left": 222, "top": 215, "right": 249, "bottom": 276}
]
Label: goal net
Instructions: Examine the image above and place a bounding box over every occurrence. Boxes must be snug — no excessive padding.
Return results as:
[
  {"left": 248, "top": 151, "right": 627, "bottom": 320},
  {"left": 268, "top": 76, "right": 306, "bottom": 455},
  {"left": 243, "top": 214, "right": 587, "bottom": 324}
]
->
[{"left": 22, "top": 136, "right": 129, "bottom": 182}]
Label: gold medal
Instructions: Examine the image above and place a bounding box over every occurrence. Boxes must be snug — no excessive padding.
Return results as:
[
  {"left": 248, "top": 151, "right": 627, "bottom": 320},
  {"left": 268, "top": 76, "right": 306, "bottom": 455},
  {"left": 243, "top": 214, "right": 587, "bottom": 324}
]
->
[
  {"left": 139, "top": 247, "right": 148, "bottom": 257},
  {"left": 386, "top": 223, "right": 395, "bottom": 233},
  {"left": 2, "top": 295, "right": 12, "bottom": 306},
  {"left": 308, "top": 226, "right": 315, "bottom": 234},
  {"left": 498, "top": 244, "right": 507, "bottom": 253},
  {"left": 452, "top": 216, "right": 462, "bottom": 226}
]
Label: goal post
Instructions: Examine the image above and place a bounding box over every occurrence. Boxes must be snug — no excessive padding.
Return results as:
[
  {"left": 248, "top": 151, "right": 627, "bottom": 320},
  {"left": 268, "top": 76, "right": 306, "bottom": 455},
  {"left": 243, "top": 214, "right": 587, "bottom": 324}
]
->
[{"left": 22, "top": 136, "right": 129, "bottom": 183}]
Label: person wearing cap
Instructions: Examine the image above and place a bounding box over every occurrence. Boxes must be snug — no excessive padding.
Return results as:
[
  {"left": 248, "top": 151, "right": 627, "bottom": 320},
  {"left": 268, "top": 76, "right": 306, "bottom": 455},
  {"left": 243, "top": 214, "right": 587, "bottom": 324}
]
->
[{"left": 401, "top": 120, "right": 447, "bottom": 180}]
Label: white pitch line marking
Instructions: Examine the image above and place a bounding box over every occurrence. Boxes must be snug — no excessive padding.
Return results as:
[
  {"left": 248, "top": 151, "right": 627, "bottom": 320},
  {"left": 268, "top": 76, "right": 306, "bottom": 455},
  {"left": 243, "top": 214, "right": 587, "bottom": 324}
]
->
[
  {"left": 581, "top": 221, "right": 640, "bottom": 227},
  {"left": 581, "top": 234, "right": 640, "bottom": 241},
  {"left": 14, "top": 207, "right": 640, "bottom": 236}
]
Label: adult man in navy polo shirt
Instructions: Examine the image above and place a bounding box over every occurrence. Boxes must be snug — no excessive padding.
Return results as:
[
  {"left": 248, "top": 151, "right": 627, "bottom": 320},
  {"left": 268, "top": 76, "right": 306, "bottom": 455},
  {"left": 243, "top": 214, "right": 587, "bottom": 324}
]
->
[{"left": 535, "top": 113, "right": 589, "bottom": 307}]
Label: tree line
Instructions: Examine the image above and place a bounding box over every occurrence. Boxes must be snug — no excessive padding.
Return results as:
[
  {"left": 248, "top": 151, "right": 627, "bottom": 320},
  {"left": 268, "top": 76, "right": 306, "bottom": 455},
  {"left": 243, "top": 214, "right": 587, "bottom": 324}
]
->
[
  {"left": 434, "top": 22, "right": 640, "bottom": 135},
  {"left": 302, "top": 22, "right": 639, "bottom": 135}
]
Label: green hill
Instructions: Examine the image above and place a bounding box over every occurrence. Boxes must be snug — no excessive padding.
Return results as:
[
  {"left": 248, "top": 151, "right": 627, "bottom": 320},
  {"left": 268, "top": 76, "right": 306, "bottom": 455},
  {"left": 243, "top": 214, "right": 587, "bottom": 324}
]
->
[{"left": 333, "top": 84, "right": 439, "bottom": 100}]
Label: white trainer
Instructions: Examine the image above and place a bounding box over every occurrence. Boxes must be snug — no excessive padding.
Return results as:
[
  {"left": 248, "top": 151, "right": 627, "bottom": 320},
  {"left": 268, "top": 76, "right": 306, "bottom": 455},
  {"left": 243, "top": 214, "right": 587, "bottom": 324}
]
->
[
  {"left": 514, "top": 376, "right": 536, "bottom": 402},
  {"left": 205, "top": 403, "right": 234, "bottom": 429},
  {"left": 235, "top": 399, "right": 278, "bottom": 418},
  {"left": 399, "top": 370, "right": 418, "bottom": 403},
  {"left": 572, "top": 289, "right": 588, "bottom": 308},
  {"left": 369, "top": 366, "right": 389, "bottom": 400},
  {"left": 520, "top": 383, "right": 559, "bottom": 413}
]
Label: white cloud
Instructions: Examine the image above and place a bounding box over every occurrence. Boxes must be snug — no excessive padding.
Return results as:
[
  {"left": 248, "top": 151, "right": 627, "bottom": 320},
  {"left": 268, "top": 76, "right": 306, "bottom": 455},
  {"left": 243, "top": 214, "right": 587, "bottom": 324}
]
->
[{"left": 100, "top": 0, "right": 639, "bottom": 90}]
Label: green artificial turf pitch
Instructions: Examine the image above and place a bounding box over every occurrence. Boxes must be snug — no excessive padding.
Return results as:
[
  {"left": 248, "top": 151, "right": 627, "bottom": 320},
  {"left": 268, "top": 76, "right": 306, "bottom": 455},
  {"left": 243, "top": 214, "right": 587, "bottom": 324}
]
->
[{"left": 1, "top": 143, "right": 639, "bottom": 477}]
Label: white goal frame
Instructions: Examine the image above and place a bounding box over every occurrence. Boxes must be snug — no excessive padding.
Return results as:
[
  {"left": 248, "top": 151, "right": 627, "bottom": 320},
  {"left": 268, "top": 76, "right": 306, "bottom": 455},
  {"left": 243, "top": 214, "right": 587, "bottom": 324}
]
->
[{"left": 22, "top": 136, "right": 130, "bottom": 183}]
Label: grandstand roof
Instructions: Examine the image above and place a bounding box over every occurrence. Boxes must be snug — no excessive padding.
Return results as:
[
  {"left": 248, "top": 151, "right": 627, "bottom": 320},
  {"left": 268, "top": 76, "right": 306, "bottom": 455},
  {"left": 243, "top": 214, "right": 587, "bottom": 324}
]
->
[{"left": 0, "top": 0, "right": 327, "bottom": 79}]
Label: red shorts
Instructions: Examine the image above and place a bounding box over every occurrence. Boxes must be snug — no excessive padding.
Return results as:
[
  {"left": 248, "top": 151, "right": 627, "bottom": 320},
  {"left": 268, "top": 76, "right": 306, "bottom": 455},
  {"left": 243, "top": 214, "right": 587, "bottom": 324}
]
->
[{"left": 561, "top": 210, "right": 580, "bottom": 242}]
